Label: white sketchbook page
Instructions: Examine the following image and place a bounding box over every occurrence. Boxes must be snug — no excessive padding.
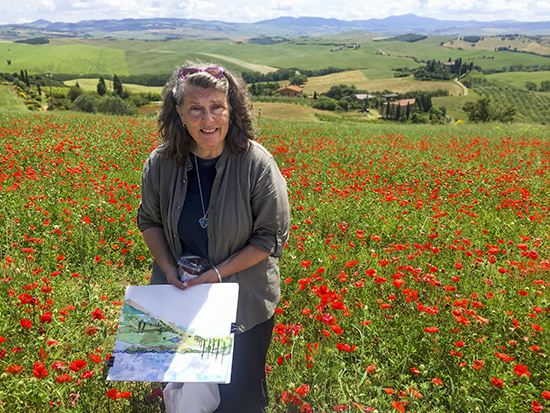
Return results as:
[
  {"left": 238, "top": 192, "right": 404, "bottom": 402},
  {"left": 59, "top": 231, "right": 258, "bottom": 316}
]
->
[{"left": 107, "top": 283, "right": 239, "bottom": 383}]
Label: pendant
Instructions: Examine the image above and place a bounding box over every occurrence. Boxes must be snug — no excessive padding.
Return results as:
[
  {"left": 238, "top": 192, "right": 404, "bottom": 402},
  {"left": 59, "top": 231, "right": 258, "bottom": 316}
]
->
[{"left": 199, "top": 217, "right": 208, "bottom": 229}]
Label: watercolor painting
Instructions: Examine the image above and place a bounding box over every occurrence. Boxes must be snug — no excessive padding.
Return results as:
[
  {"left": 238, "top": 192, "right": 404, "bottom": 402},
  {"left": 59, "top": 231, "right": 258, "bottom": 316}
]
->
[{"left": 107, "top": 284, "right": 239, "bottom": 383}]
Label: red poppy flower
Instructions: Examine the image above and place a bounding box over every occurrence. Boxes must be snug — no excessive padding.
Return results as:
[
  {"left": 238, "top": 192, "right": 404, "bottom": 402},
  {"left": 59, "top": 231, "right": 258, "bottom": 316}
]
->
[
  {"left": 532, "top": 400, "right": 543, "bottom": 412},
  {"left": 513, "top": 364, "right": 531, "bottom": 378},
  {"left": 20, "top": 318, "right": 32, "bottom": 329},
  {"left": 366, "top": 364, "right": 376, "bottom": 374},
  {"left": 91, "top": 308, "right": 106, "bottom": 320},
  {"left": 542, "top": 391, "right": 550, "bottom": 401},
  {"left": 81, "top": 370, "right": 95, "bottom": 379},
  {"left": 0, "top": 336, "right": 6, "bottom": 345},
  {"left": 410, "top": 367, "right": 421, "bottom": 374},
  {"left": 331, "top": 324, "right": 343, "bottom": 335},
  {"left": 495, "top": 352, "right": 515, "bottom": 362},
  {"left": 491, "top": 377, "right": 504, "bottom": 388},
  {"left": 431, "top": 377, "right": 443, "bottom": 385},
  {"left": 5, "top": 364, "right": 23, "bottom": 375},
  {"left": 69, "top": 359, "right": 87, "bottom": 372},
  {"left": 424, "top": 327, "right": 439, "bottom": 333},
  {"left": 18, "top": 293, "right": 33, "bottom": 305},
  {"left": 89, "top": 354, "right": 102, "bottom": 363},
  {"left": 40, "top": 311, "right": 52, "bottom": 324},
  {"left": 531, "top": 324, "right": 544, "bottom": 332},
  {"left": 55, "top": 373, "right": 72, "bottom": 383},
  {"left": 107, "top": 389, "right": 119, "bottom": 399},
  {"left": 32, "top": 362, "right": 49, "bottom": 379}
]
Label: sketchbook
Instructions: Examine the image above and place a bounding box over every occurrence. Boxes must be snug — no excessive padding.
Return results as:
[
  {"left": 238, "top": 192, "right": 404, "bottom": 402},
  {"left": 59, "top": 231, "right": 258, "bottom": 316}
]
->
[{"left": 107, "top": 284, "right": 239, "bottom": 383}]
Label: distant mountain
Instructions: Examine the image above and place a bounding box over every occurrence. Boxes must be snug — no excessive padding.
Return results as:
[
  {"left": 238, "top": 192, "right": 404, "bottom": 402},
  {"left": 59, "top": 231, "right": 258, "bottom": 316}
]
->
[
  {"left": 254, "top": 14, "right": 550, "bottom": 36},
  {"left": 3, "top": 14, "right": 550, "bottom": 39}
]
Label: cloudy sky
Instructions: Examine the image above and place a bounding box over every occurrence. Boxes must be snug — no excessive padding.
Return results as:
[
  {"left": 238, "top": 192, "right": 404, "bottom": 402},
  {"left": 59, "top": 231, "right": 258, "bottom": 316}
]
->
[{"left": 2, "top": 0, "right": 550, "bottom": 25}]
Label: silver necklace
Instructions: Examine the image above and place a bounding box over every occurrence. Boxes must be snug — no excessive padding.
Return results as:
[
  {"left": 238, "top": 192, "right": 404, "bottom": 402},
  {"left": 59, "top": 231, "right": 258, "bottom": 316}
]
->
[{"left": 193, "top": 154, "right": 209, "bottom": 229}]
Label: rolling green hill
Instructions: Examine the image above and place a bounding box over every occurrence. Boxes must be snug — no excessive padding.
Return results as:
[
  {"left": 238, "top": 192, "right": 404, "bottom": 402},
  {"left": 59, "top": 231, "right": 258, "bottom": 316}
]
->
[
  {"left": 486, "top": 71, "right": 550, "bottom": 90},
  {"left": 3, "top": 35, "right": 549, "bottom": 82}
]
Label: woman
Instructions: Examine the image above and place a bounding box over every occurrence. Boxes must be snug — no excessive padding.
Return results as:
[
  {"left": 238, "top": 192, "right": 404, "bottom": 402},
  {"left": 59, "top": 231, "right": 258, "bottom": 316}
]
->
[{"left": 138, "top": 62, "right": 290, "bottom": 412}]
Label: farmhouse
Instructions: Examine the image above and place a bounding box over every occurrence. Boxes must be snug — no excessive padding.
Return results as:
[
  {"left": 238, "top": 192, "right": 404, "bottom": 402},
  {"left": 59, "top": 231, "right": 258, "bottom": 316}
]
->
[
  {"left": 276, "top": 85, "right": 304, "bottom": 97},
  {"left": 390, "top": 98, "right": 416, "bottom": 107},
  {"left": 382, "top": 93, "right": 398, "bottom": 101}
]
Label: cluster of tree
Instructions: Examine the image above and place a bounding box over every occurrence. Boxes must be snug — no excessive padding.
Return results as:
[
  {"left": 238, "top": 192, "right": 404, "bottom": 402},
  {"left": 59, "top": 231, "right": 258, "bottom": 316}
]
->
[
  {"left": 248, "top": 82, "right": 281, "bottom": 96},
  {"left": 14, "top": 37, "right": 49, "bottom": 45},
  {"left": 45, "top": 72, "right": 170, "bottom": 87},
  {"left": 414, "top": 59, "right": 473, "bottom": 81},
  {"left": 379, "top": 34, "right": 427, "bottom": 43},
  {"left": 241, "top": 67, "right": 349, "bottom": 86},
  {"left": 482, "top": 64, "right": 550, "bottom": 75},
  {"left": 240, "top": 68, "right": 297, "bottom": 84},
  {"left": 248, "top": 36, "right": 290, "bottom": 45},
  {"left": 310, "top": 84, "right": 369, "bottom": 111},
  {"left": 525, "top": 80, "right": 550, "bottom": 92},
  {"left": 462, "top": 36, "right": 483, "bottom": 43},
  {"left": 462, "top": 97, "right": 516, "bottom": 123}
]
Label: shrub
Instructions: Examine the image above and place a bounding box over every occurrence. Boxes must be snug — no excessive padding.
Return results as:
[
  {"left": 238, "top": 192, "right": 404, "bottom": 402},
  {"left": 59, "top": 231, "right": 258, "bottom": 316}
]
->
[
  {"left": 73, "top": 94, "right": 100, "bottom": 113},
  {"left": 67, "top": 86, "right": 84, "bottom": 102},
  {"left": 312, "top": 97, "right": 338, "bottom": 111},
  {"left": 98, "top": 96, "right": 136, "bottom": 116}
]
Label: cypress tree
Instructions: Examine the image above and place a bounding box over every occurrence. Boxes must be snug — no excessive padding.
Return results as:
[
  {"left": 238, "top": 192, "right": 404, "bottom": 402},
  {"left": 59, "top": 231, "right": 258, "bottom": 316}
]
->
[
  {"left": 113, "top": 74, "right": 123, "bottom": 97},
  {"left": 406, "top": 102, "right": 411, "bottom": 119},
  {"left": 97, "top": 76, "right": 107, "bottom": 96},
  {"left": 395, "top": 104, "right": 402, "bottom": 121}
]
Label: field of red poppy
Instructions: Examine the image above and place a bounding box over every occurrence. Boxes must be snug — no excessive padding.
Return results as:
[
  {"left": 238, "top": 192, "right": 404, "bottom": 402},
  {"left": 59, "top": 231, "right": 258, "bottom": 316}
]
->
[{"left": 0, "top": 112, "right": 549, "bottom": 412}]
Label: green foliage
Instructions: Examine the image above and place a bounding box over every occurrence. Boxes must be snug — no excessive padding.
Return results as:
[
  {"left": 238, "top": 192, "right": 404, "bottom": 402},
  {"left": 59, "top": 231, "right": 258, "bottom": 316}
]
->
[
  {"left": 113, "top": 74, "right": 123, "bottom": 97},
  {"left": 97, "top": 95, "right": 136, "bottom": 116},
  {"left": 462, "top": 97, "right": 516, "bottom": 122},
  {"left": 67, "top": 85, "right": 84, "bottom": 102},
  {"left": 13, "top": 37, "right": 50, "bottom": 45},
  {"left": 312, "top": 96, "right": 338, "bottom": 111},
  {"left": 525, "top": 81, "right": 537, "bottom": 91},
  {"left": 381, "top": 33, "right": 428, "bottom": 42},
  {"left": 97, "top": 76, "right": 107, "bottom": 96},
  {"left": 462, "top": 36, "right": 482, "bottom": 43},
  {"left": 248, "top": 36, "right": 290, "bottom": 45},
  {"left": 288, "top": 74, "right": 307, "bottom": 87},
  {"left": 73, "top": 94, "right": 100, "bottom": 113}
]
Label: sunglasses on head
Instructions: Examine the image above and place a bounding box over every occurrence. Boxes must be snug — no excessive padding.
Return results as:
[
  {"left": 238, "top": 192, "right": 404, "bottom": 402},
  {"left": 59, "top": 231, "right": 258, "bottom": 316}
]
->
[{"left": 179, "top": 67, "right": 225, "bottom": 79}]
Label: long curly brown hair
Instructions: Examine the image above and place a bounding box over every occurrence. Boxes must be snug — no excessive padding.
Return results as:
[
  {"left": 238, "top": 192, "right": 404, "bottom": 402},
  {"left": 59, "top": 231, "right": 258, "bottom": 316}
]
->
[{"left": 157, "top": 62, "right": 254, "bottom": 166}]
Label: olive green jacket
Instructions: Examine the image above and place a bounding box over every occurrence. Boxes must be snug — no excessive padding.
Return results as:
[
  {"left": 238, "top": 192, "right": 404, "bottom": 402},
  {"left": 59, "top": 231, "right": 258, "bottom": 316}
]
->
[{"left": 138, "top": 140, "right": 290, "bottom": 330}]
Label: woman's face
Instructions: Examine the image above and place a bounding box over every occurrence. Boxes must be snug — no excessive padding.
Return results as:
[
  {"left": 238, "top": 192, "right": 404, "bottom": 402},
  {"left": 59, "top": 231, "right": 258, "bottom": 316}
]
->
[{"left": 177, "top": 85, "right": 230, "bottom": 159}]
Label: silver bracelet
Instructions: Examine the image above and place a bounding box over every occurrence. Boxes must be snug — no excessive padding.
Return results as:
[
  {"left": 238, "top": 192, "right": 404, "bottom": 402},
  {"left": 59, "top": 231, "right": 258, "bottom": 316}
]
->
[{"left": 212, "top": 265, "right": 222, "bottom": 283}]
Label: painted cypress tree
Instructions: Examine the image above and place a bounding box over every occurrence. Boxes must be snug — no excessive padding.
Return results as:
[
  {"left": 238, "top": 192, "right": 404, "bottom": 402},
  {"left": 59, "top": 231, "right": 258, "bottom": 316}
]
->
[
  {"left": 113, "top": 74, "right": 123, "bottom": 97},
  {"left": 97, "top": 76, "right": 107, "bottom": 96}
]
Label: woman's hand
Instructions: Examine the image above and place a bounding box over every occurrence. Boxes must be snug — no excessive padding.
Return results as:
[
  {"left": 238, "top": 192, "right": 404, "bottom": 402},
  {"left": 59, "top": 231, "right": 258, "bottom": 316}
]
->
[{"left": 181, "top": 269, "right": 219, "bottom": 289}]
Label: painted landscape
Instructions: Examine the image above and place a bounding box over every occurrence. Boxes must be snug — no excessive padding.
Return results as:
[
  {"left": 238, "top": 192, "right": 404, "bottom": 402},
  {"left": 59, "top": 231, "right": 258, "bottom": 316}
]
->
[
  {"left": 108, "top": 285, "right": 236, "bottom": 383},
  {"left": 0, "top": 13, "right": 550, "bottom": 413}
]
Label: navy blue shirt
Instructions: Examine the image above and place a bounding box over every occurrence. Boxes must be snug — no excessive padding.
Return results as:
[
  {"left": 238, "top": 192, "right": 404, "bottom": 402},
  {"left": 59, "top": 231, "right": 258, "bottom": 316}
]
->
[{"left": 178, "top": 154, "right": 218, "bottom": 259}]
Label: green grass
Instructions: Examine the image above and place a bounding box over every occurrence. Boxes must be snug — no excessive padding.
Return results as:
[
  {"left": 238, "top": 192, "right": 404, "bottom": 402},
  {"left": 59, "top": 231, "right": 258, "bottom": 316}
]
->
[
  {"left": 0, "top": 85, "right": 33, "bottom": 113},
  {"left": 0, "top": 42, "right": 129, "bottom": 76},
  {"left": 487, "top": 71, "right": 550, "bottom": 90},
  {"left": 3, "top": 36, "right": 550, "bottom": 84},
  {"left": 64, "top": 78, "right": 162, "bottom": 94}
]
